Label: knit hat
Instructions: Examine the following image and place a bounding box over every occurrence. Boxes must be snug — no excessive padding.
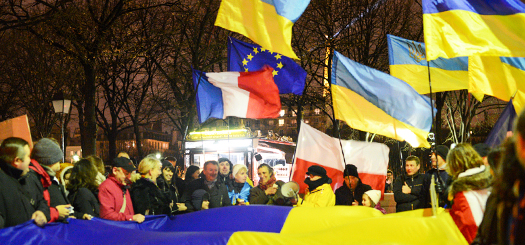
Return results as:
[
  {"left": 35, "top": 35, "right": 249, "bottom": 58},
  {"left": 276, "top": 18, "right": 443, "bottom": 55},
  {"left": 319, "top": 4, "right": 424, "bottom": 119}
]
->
[
  {"left": 161, "top": 159, "right": 175, "bottom": 171},
  {"left": 232, "top": 164, "right": 248, "bottom": 177},
  {"left": 32, "top": 138, "right": 63, "bottom": 166},
  {"left": 473, "top": 143, "right": 490, "bottom": 157},
  {"left": 436, "top": 145, "right": 449, "bottom": 161},
  {"left": 306, "top": 165, "right": 327, "bottom": 177},
  {"left": 364, "top": 190, "right": 381, "bottom": 205},
  {"left": 343, "top": 164, "right": 359, "bottom": 178}
]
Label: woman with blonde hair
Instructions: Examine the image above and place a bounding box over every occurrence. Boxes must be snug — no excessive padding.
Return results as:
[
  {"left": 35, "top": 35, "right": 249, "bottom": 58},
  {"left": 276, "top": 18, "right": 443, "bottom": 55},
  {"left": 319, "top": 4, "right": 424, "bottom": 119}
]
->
[
  {"left": 446, "top": 143, "right": 492, "bottom": 244},
  {"left": 130, "top": 157, "right": 170, "bottom": 215}
]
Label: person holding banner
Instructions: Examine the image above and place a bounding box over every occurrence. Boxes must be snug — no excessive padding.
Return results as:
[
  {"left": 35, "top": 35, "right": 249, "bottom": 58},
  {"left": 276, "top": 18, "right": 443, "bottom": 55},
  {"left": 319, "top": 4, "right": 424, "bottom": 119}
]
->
[{"left": 0, "top": 137, "right": 48, "bottom": 228}]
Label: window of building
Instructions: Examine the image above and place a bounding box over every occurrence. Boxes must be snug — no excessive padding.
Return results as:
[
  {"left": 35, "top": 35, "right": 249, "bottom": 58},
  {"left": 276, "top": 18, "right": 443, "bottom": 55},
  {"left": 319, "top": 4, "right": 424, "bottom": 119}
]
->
[
  {"left": 305, "top": 120, "right": 309, "bottom": 124},
  {"left": 315, "top": 108, "right": 321, "bottom": 115},
  {"left": 292, "top": 110, "right": 296, "bottom": 117},
  {"left": 279, "top": 109, "right": 285, "bottom": 117},
  {"left": 269, "top": 120, "right": 274, "bottom": 126},
  {"left": 279, "top": 119, "right": 284, "bottom": 126},
  {"left": 246, "top": 121, "right": 251, "bottom": 127}
]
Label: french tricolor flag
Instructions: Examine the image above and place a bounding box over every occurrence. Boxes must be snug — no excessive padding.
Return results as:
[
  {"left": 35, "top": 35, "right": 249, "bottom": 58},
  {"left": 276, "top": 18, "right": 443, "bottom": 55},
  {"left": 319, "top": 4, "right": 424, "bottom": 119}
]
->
[
  {"left": 292, "top": 122, "right": 390, "bottom": 194},
  {"left": 193, "top": 66, "right": 281, "bottom": 123}
]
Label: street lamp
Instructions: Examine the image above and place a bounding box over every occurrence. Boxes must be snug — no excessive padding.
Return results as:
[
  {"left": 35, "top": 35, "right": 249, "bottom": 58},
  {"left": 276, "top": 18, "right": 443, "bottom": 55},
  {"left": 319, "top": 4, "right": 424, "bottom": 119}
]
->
[{"left": 52, "top": 92, "right": 71, "bottom": 162}]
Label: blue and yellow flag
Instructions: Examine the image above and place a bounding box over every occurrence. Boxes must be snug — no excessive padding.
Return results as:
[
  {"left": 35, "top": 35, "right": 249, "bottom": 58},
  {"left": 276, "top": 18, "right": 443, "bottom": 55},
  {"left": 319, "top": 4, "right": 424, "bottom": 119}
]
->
[
  {"left": 332, "top": 51, "right": 435, "bottom": 148},
  {"left": 387, "top": 34, "right": 483, "bottom": 101},
  {"left": 215, "top": 0, "right": 310, "bottom": 60},
  {"left": 0, "top": 206, "right": 468, "bottom": 244},
  {"left": 469, "top": 56, "right": 525, "bottom": 112},
  {"left": 423, "top": 0, "right": 525, "bottom": 60},
  {"left": 228, "top": 37, "right": 306, "bottom": 95}
]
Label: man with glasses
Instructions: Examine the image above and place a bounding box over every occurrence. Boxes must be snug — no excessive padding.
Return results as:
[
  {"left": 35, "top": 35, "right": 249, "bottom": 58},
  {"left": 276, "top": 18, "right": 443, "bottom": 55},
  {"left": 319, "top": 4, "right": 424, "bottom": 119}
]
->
[{"left": 98, "top": 157, "right": 144, "bottom": 223}]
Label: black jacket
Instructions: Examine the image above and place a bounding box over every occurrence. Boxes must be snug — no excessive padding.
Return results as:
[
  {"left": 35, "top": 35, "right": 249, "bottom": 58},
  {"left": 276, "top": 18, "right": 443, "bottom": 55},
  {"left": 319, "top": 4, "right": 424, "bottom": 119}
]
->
[
  {"left": 0, "top": 163, "right": 42, "bottom": 228},
  {"left": 130, "top": 178, "right": 170, "bottom": 215},
  {"left": 156, "top": 175, "right": 181, "bottom": 214},
  {"left": 18, "top": 170, "right": 52, "bottom": 221},
  {"left": 68, "top": 188, "right": 100, "bottom": 218},
  {"left": 393, "top": 173, "right": 430, "bottom": 212},
  {"left": 181, "top": 178, "right": 231, "bottom": 212},
  {"left": 335, "top": 181, "right": 372, "bottom": 206}
]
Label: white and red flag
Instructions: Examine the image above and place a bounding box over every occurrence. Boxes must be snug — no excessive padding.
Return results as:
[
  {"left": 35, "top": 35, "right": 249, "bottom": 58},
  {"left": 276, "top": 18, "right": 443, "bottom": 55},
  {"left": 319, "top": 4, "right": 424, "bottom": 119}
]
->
[{"left": 292, "top": 121, "right": 390, "bottom": 194}]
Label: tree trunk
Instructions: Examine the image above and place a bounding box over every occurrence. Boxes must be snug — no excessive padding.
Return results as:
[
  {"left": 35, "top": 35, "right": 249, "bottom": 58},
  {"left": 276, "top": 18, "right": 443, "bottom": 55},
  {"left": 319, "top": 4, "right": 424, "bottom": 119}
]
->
[{"left": 81, "top": 63, "right": 97, "bottom": 157}]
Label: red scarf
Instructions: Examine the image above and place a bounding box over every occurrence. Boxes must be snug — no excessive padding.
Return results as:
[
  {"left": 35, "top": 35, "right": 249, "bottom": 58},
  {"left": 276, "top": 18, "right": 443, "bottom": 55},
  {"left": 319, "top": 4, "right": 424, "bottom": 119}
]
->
[{"left": 259, "top": 175, "right": 277, "bottom": 190}]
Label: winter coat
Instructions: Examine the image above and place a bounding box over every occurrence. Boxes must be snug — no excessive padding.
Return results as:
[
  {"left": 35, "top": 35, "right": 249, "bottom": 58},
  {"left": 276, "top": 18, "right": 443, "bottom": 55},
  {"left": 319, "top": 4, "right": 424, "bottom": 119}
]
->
[
  {"left": 393, "top": 172, "right": 430, "bottom": 212},
  {"left": 296, "top": 183, "right": 336, "bottom": 207},
  {"left": 98, "top": 176, "right": 135, "bottom": 221},
  {"left": 335, "top": 181, "right": 372, "bottom": 206},
  {"left": 249, "top": 180, "right": 290, "bottom": 205},
  {"left": 130, "top": 178, "right": 170, "bottom": 215},
  {"left": 156, "top": 175, "right": 181, "bottom": 214},
  {"left": 68, "top": 188, "right": 100, "bottom": 218},
  {"left": 448, "top": 166, "right": 492, "bottom": 244},
  {"left": 27, "top": 160, "right": 71, "bottom": 222},
  {"left": 181, "top": 178, "right": 231, "bottom": 212},
  {"left": 0, "top": 163, "right": 45, "bottom": 228},
  {"left": 228, "top": 182, "right": 252, "bottom": 205}
]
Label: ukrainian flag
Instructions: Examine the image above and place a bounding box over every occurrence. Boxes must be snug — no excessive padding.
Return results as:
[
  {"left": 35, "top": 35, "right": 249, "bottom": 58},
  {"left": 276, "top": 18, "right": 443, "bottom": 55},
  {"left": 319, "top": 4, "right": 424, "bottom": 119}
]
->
[
  {"left": 332, "top": 51, "right": 435, "bottom": 148},
  {"left": 423, "top": 0, "right": 525, "bottom": 61},
  {"left": 469, "top": 56, "right": 525, "bottom": 112},
  {"left": 215, "top": 0, "right": 310, "bottom": 60},
  {"left": 0, "top": 206, "right": 468, "bottom": 244},
  {"left": 387, "top": 34, "right": 483, "bottom": 101}
]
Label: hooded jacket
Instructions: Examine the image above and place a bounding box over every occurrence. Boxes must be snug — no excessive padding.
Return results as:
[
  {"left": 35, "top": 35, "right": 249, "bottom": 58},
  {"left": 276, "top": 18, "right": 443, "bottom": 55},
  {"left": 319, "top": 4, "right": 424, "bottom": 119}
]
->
[
  {"left": 296, "top": 183, "right": 336, "bottom": 207},
  {"left": 448, "top": 166, "right": 492, "bottom": 244}
]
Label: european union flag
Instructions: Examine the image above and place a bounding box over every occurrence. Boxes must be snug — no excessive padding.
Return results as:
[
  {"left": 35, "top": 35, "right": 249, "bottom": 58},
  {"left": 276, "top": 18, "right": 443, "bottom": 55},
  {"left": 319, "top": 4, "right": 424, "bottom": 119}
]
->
[{"left": 228, "top": 37, "right": 306, "bottom": 95}]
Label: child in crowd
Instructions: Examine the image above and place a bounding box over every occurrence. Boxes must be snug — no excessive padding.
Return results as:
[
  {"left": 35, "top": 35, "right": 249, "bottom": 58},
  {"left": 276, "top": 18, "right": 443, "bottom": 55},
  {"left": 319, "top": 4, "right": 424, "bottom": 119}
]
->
[{"left": 362, "top": 190, "right": 386, "bottom": 214}]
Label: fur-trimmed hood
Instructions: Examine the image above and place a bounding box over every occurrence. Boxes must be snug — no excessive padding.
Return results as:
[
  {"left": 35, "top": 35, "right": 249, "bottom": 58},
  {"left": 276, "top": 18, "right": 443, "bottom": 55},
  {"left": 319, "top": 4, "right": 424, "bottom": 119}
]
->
[{"left": 448, "top": 165, "right": 492, "bottom": 199}]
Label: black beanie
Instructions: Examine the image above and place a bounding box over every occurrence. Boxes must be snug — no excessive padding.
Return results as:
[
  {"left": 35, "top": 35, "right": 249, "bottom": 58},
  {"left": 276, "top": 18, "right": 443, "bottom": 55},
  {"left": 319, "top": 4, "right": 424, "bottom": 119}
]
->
[
  {"left": 436, "top": 145, "right": 449, "bottom": 161},
  {"left": 343, "top": 164, "right": 359, "bottom": 178},
  {"left": 32, "top": 138, "right": 63, "bottom": 166}
]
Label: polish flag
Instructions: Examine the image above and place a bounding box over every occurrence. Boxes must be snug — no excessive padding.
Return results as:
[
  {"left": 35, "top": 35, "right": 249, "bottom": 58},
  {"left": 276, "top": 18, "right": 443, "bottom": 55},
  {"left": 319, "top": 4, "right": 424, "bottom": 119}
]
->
[
  {"left": 292, "top": 122, "right": 390, "bottom": 194},
  {"left": 193, "top": 66, "right": 281, "bottom": 123}
]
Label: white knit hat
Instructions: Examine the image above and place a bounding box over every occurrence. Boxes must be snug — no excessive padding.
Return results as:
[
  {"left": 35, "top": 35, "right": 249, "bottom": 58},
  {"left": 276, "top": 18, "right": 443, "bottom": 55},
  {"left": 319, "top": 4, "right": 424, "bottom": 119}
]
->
[
  {"left": 364, "top": 190, "right": 381, "bottom": 204},
  {"left": 232, "top": 164, "right": 248, "bottom": 177}
]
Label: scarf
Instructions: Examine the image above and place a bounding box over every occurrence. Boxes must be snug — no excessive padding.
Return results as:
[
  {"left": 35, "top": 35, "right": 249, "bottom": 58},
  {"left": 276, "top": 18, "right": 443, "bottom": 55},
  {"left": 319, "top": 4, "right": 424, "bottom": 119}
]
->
[
  {"left": 204, "top": 179, "right": 217, "bottom": 190},
  {"left": 259, "top": 175, "right": 277, "bottom": 191},
  {"left": 232, "top": 181, "right": 245, "bottom": 194},
  {"left": 305, "top": 176, "right": 331, "bottom": 192}
]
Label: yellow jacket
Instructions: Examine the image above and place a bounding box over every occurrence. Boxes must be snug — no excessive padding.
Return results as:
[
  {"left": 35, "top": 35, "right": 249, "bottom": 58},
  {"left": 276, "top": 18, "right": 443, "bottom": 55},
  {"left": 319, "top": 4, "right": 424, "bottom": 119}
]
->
[{"left": 295, "top": 183, "right": 336, "bottom": 207}]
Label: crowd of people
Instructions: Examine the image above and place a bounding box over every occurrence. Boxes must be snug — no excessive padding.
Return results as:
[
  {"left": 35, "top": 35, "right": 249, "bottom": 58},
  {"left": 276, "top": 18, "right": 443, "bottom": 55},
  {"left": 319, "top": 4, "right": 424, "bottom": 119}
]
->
[{"left": 2, "top": 109, "right": 525, "bottom": 244}]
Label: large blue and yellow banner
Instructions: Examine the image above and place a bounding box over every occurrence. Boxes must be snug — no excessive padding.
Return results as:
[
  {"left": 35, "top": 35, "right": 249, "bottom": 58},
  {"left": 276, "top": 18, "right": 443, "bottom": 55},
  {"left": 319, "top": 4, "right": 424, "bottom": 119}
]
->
[
  {"left": 0, "top": 206, "right": 467, "bottom": 244},
  {"left": 228, "top": 37, "right": 306, "bottom": 95},
  {"left": 331, "top": 51, "right": 435, "bottom": 148},
  {"left": 423, "top": 0, "right": 525, "bottom": 60},
  {"left": 215, "top": 0, "right": 310, "bottom": 59}
]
